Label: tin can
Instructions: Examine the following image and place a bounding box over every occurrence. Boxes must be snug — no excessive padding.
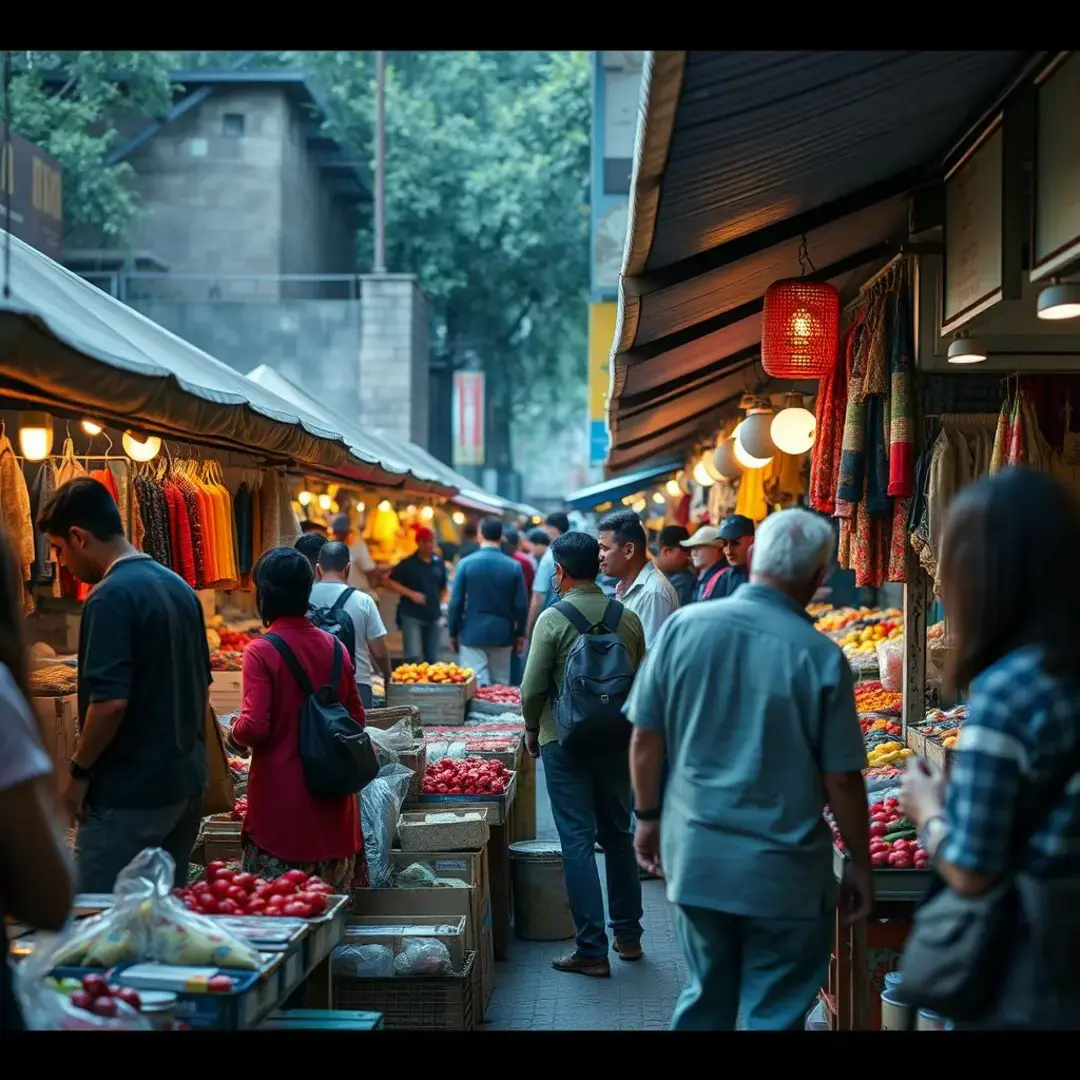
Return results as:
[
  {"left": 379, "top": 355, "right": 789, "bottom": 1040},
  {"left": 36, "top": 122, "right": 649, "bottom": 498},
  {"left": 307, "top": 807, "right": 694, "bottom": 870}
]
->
[
  {"left": 916, "top": 1008, "right": 948, "bottom": 1031},
  {"left": 881, "top": 988, "right": 914, "bottom": 1030},
  {"left": 137, "top": 991, "right": 178, "bottom": 1031}
]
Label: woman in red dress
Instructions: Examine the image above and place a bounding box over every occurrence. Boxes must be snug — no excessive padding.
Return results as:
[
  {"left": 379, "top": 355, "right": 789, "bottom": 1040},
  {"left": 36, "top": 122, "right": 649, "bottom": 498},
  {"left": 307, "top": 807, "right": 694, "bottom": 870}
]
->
[{"left": 231, "top": 547, "right": 368, "bottom": 891}]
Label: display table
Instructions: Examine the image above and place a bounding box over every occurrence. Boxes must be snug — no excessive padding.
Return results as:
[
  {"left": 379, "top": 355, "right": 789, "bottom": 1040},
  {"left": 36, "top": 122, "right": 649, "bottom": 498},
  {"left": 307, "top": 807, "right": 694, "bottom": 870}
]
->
[{"left": 822, "top": 849, "right": 924, "bottom": 1030}]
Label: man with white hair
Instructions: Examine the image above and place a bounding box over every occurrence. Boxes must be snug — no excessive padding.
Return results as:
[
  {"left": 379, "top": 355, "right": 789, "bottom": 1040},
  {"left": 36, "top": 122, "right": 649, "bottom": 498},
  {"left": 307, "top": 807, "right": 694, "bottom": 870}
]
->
[{"left": 624, "top": 508, "right": 873, "bottom": 1030}]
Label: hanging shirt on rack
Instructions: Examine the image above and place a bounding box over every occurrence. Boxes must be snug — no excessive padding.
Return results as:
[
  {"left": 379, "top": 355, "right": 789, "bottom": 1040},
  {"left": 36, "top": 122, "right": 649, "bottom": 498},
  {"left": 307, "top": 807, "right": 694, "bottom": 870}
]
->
[
  {"left": 28, "top": 460, "right": 57, "bottom": 587},
  {"left": 234, "top": 481, "right": 254, "bottom": 577},
  {"left": 0, "top": 434, "right": 35, "bottom": 605}
]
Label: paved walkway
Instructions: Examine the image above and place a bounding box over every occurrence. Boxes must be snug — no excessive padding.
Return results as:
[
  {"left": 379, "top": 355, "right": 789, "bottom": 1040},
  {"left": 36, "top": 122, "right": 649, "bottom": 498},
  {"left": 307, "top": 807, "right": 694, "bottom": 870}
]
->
[{"left": 483, "top": 758, "right": 687, "bottom": 1030}]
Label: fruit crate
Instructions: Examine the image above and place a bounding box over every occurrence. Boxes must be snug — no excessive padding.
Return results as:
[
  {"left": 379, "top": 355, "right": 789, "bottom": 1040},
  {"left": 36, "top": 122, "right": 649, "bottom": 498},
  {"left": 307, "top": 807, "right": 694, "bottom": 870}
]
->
[
  {"left": 387, "top": 676, "right": 477, "bottom": 726},
  {"left": 365, "top": 704, "right": 423, "bottom": 738},
  {"left": 332, "top": 951, "right": 475, "bottom": 1031},
  {"left": 414, "top": 771, "right": 517, "bottom": 826},
  {"left": 398, "top": 808, "right": 492, "bottom": 852},
  {"left": 398, "top": 741, "right": 427, "bottom": 798}
]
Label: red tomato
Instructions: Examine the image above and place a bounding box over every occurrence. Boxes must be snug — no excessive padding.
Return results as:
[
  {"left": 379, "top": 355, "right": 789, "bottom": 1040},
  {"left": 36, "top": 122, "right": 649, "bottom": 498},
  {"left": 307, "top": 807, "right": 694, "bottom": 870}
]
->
[
  {"left": 191, "top": 880, "right": 211, "bottom": 895},
  {"left": 82, "top": 975, "right": 109, "bottom": 1000},
  {"left": 252, "top": 878, "right": 269, "bottom": 890},
  {"left": 217, "top": 898, "right": 241, "bottom": 916},
  {"left": 210, "top": 879, "right": 232, "bottom": 900},
  {"left": 198, "top": 896, "right": 220, "bottom": 915},
  {"left": 871, "top": 852, "right": 890, "bottom": 868},
  {"left": 113, "top": 987, "right": 142, "bottom": 1011},
  {"left": 214, "top": 869, "right": 235, "bottom": 884},
  {"left": 269, "top": 879, "right": 296, "bottom": 898},
  {"left": 206, "top": 860, "right": 226, "bottom": 877},
  {"left": 246, "top": 897, "right": 267, "bottom": 914},
  {"left": 281, "top": 869, "right": 309, "bottom": 886},
  {"left": 226, "top": 885, "right": 248, "bottom": 903},
  {"left": 207, "top": 975, "right": 234, "bottom": 993},
  {"left": 232, "top": 873, "right": 256, "bottom": 892},
  {"left": 869, "top": 822, "right": 888, "bottom": 837},
  {"left": 296, "top": 891, "right": 327, "bottom": 915},
  {"left": 283, "top": 901, "right": 313, "bottom": 918}
]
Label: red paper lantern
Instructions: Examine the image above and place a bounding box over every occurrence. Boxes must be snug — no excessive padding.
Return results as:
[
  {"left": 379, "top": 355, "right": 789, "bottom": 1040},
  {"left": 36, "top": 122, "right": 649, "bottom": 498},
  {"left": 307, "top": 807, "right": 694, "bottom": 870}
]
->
[{"left": 761, "top": 278, "right": 840, "bottom": 379}]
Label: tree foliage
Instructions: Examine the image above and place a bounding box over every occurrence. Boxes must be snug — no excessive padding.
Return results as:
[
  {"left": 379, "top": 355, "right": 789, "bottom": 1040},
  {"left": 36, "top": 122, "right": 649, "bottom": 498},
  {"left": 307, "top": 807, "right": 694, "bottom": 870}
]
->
[
  {"left": 3, "top": 51, "right": 178, "bottom": 237},
  {"left": 294, "top": 50, "right": 592, "bottom": 444}
]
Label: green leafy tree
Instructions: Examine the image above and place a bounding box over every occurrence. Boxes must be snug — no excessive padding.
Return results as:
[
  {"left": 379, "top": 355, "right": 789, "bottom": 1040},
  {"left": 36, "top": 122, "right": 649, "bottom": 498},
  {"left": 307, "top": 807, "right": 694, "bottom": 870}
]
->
[
  {"left": 294, "top": 50, "right": 591, "bottom": 465},
  {"left": 3, "top": 51, "right": 177, "bottom": 237}
]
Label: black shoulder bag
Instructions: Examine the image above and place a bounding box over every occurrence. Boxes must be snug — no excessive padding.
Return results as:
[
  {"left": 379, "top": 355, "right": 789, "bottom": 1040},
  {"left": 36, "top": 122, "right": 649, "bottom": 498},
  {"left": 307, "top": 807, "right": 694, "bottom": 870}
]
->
[
  {"left": 265, "top": 633, "right": 379, "bottom": 799},
  {"left": 896, "top": 743, "right": 1080, "bottom": 1022}
]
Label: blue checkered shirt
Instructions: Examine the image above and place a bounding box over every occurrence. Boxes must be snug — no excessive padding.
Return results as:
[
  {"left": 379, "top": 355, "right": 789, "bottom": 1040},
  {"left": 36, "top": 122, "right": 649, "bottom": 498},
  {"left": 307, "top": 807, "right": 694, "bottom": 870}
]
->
[{"left": 943, "top": 644, "right": 1080, "bottom": 878}]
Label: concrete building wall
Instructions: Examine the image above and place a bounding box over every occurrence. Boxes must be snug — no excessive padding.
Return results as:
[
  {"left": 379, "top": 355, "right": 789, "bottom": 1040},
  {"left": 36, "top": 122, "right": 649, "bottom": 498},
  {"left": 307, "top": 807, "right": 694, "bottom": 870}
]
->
[{"left": 357, "top": 274, "right": 431, "bottom": 449}]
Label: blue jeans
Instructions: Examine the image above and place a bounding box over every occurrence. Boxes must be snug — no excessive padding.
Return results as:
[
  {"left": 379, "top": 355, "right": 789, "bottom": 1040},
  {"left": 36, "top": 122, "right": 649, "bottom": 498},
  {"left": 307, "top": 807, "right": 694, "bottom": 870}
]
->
[
  {"left": 400, "top": 616, "right": 440, "bottom": 664},
  {"left": 671, "top": 905, "right": 833, "bottom": 1030},
  {"left": 541, "top": 741, "right": 643, "bottom": 957}
]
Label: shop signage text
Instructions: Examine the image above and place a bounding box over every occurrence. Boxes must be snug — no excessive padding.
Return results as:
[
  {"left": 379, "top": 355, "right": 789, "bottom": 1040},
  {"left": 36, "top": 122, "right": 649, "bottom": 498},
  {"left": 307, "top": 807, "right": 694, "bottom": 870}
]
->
[
  {"left": 587, "top": 302, "right": 615, "bottom": 464},
  {"left": 0, "top": 131, "right": 63, "bottom": 261}
]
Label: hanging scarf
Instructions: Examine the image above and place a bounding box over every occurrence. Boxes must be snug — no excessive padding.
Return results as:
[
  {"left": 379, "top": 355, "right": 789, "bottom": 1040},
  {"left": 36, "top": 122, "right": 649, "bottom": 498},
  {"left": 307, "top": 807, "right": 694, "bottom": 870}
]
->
[
  {"left": 809, "top": 325, "right": 850, "bottom": 514},
  {"left": 836, "top": 318, "right": 869, "bottom": 508},
  {"left": 887, "top": 276, "right": 916, "bottom": 497}
]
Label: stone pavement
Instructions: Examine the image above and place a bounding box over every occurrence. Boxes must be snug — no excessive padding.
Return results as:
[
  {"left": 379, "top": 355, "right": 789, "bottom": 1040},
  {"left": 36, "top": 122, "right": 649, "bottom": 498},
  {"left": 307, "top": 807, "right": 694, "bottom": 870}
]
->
[{"left": 483, "top": 757, "right": 687, "bottom": 1030}]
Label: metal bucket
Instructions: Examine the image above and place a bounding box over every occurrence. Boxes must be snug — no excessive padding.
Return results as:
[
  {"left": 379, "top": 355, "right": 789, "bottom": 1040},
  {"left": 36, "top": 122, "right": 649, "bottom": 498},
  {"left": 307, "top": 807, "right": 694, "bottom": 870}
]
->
[
  {"left": 916, "top": 1008, "right": 948, "bottom": 1031},
  {"left": 509, "top": 840, "right": 576, "bottom": 941},
  {"left": 880, "top": 988, "right": 914, "bottom": 1031}
]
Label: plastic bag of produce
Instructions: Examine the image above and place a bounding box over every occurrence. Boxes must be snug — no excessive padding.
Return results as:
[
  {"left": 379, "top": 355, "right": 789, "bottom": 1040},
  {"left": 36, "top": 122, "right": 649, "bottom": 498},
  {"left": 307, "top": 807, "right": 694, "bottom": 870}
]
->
[
  {"left": 50, "top": 848, "right": 263, "bottom": 972},
  {"left": 876, "top": 638, "right": 904, "bottom": 692},
  {"left": 331, "top": 942, "right": 395, "bottom": 979},
  {"left": 393, "top": 937, "right": 452, "bottom": 976},
  {"left": 16, "top": 943, "right": 153, "bottom": 1030},
  {"left": 360, "top": 764, "right": 415, "bottom": 888},
  {"left": 393, "top": 861, "right": 440, "bottom": 889}
]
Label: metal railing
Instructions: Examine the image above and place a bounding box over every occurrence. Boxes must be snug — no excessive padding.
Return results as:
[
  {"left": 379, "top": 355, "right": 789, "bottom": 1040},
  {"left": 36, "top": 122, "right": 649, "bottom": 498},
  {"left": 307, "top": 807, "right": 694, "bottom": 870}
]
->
[{"left": 75, "top": 271, "right": 365, "bottom": 303}]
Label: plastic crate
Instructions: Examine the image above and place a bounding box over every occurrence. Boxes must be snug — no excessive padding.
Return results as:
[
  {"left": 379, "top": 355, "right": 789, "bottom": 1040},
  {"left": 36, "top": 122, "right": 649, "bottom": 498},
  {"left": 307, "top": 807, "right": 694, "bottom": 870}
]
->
[{"left": 332, "top": 952, "right": 475, "bottom": 1031}]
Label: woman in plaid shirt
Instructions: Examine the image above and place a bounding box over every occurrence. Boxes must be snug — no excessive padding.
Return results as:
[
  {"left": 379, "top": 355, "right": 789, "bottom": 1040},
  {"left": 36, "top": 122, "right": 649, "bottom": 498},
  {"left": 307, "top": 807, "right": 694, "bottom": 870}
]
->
[{"left": 900, "top": 467, "right": 1080, "bottom": 1028}]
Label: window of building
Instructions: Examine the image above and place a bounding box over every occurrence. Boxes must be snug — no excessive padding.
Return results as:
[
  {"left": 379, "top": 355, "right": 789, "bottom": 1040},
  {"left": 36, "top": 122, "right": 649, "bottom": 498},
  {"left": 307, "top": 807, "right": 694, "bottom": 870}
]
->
[{"left": 222, "top": 113, "right": 246, "bottom": 138}]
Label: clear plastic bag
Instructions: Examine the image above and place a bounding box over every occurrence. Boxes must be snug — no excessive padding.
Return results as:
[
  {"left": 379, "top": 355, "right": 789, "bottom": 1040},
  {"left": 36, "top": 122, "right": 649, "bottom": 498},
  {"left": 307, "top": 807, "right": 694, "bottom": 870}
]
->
[
  {"left": 360, "top": 764, "right": 414, "bottom": 888},
  {"left": 331, "top": 942, "right": 394, "bottom": 979},
  {"left": 424, "top": 739, "right": 468, "bottom": 765},
  {"left": 876, "top": 638, "right": 904, "bottom": 692},
  {"left": 393, "top": 938, "right": 452, "bottom": 976},
  {"left": 393, "top": 861, "right": 439, "bottom": 889},
  {"left": 49, "top": 848, "right": 262, "bottom": 971}
]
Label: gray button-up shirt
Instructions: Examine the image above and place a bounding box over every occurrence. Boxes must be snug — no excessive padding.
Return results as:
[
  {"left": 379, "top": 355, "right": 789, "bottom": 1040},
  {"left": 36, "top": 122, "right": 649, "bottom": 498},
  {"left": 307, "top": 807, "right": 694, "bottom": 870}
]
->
[
  {"left": 616, "top": 561, "right": 679, "bottom": 650},
  {"left": 625, "top": 582, "right": 865, "bottom": 919}
]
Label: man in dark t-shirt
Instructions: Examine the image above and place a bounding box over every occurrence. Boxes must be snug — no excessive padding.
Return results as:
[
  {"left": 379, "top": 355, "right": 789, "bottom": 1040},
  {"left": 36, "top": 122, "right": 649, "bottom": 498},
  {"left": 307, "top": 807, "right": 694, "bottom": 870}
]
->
[
  {"left": 384, "top": 526, "right": 449, "bottom": 664},
  {"left": 39, "top": 477, "right": 210, "bottom": 893}
]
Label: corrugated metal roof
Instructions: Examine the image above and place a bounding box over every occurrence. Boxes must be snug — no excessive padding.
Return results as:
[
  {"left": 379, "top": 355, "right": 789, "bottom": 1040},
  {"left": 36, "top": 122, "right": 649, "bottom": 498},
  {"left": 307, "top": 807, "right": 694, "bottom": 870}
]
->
[
  {"left": 566, "top": 458, "right": 682, "bottom": 511},
  {"left": 607, "top": 50, "right": 1031, "bottom": 475}
]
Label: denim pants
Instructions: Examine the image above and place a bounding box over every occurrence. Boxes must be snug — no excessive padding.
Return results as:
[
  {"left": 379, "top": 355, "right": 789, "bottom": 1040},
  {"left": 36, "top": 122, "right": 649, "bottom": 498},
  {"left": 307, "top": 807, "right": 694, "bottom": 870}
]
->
[
  {"left": 75, "top": 793, "right": 204, "bottom": 893},
  {"left": 400, "top": 616, "right": 441, "bottom": 664},
  {"left": 541, "top": 740, "right": 643, "bottom": 957},
  {"left": 671, "top": 905, "right": 833, "bottom": 1030}
]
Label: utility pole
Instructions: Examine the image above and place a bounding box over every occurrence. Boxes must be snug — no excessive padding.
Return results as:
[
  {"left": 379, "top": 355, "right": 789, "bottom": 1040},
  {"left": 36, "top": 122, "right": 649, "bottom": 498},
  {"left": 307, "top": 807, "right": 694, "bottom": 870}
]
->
[{"left": 373, "top": 50, "right": 387, "bottom": 274}]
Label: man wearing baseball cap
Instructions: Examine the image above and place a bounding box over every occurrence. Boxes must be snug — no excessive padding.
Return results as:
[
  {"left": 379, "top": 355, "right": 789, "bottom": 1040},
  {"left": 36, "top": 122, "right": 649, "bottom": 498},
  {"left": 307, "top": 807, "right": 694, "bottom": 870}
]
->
[
  {"left": 384, "top": 526, "right": 448, "bottom": 664},
  {"left": 680, "top": 525, "right": 728, "bottom": 602},
  {"left": 711, "top": 514, "right": 756, "bottom": 600}
]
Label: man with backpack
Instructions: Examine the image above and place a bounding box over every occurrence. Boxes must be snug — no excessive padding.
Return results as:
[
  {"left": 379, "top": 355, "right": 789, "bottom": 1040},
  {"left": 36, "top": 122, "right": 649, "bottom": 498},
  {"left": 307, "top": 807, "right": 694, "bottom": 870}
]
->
[
  {"left": 309, "top": 542, "right": 392, "bottom": 709},
  {"left": 520, "top": 531, "right": 646, "bottom": 978}
]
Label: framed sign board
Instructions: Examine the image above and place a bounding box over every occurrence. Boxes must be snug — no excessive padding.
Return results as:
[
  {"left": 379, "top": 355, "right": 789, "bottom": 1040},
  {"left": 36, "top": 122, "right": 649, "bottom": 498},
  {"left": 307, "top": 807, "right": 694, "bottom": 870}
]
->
[
  {"left": 941, "top": 119, "right": 1005, "bottom": 334},
  {"left": 1031, "top": 53, "right": 1080, "bottom": 283}
]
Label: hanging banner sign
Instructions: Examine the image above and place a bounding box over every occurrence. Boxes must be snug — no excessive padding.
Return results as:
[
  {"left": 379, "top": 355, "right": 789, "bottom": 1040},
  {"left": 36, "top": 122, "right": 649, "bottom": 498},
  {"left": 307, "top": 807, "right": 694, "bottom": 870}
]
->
[
  {"left": 588, "top": 303, "right": 616, "bottom": 464},
  {"left": 452, "top": 371, "right": 485, "bottom": 468}
]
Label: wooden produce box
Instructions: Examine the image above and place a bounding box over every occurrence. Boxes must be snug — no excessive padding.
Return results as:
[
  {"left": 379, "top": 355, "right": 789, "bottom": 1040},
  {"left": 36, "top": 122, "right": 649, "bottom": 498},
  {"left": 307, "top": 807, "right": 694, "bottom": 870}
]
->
[
  {"left": 199, "top": 818, "right": 244, "bottom": 864},
  {"left": 398, "top": 741, "right": 427, "bottom": 799},
  {"left": 210, "top": 671, "right": 243, "bottom": 716},
  {"left": 387, "top": 675, "right": 476, "bottom": 726},
  {"left": 512, "top": 750, "right": 537, "bottom": 843},
  {"left": 398, "top": 808, "right": 491, "bottom": 852},
  {"left": 27, "top": 610, "right": 81, "bottom": 653},
  {"left": 342, "top": 914, "right": 468, "bottom": 974},
  {"left": 924, "top": 736, "right": 947, "bottom": 773},
  {"left": 32, "top": 693, "right": 78, "bottom": 791},
  {"left": 905, "top": 727, "right": 926, "bottom": 758},
  {"left": 365, "top": 704, "right": 422, "bottom": 738},
  {"left": 332, "top": 951, "right": 476, "bottom": 1031}
]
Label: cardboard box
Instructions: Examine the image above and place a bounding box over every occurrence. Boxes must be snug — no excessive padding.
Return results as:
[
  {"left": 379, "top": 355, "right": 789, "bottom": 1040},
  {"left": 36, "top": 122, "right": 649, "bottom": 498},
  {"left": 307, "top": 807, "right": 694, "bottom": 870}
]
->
[
  {"left": 398, "top": 808, "right": 491, "bottom": 852},
  {"left": 343, "top": 913, "right": 468, "bottom": 973},
  {"left": 387, "top": 675, "right": 477, "bottom": 726},
  {"left": 32, "top": 694, "right": 78, "bottom": 788},
  {"left": 27, "top": 611, "right": 81, "bottom": 653},
  {"left": 383, "top": 848, "right": 493, "bottom": 1017}
]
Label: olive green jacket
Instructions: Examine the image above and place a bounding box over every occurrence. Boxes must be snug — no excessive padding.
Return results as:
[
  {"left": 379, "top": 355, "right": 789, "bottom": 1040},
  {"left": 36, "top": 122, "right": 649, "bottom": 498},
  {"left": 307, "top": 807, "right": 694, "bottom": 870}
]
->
[{"left": 521, "top": 583, "right": 646, "bottom": 747}]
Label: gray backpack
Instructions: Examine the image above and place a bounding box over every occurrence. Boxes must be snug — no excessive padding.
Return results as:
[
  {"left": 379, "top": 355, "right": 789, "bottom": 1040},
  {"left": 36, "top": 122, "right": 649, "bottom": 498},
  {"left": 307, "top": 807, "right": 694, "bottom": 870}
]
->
[{"left": 552, "top": 599, "right": 636, "bottom": 748}]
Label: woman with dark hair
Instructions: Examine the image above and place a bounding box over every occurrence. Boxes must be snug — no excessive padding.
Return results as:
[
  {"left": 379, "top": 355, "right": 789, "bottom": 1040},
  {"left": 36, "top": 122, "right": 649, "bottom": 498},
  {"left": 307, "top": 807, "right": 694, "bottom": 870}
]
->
[
  {"left": 231, "top": 547, "right": 368, "bottom": 891},
  {"left": 900, "top": 467, "right": 1080, "bottom": 1028},
  {"left": 0, "top": 532, "right": 76, "bottom": 1031}
]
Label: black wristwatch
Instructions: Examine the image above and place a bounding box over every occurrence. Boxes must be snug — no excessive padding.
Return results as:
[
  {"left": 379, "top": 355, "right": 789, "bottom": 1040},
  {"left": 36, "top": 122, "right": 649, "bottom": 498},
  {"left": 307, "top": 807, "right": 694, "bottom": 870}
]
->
[
  {"left": 69, "top": 759, "right": 92, "bottom": 781},
  {"left": 634, "top": 806, "right": 662, "bottom": 822}
]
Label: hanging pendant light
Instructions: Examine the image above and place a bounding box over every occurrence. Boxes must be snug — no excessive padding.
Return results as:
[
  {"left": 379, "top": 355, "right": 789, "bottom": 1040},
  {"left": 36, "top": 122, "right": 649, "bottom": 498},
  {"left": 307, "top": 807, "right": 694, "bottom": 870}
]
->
[
  {"left": 1036, "top": 279, "right": 1080, "bottom": 321},
  {"left": 712, "top": 437, "right": 743, "bottom": 480},
  {"left": 18, "top": 412, "right": 54, "bottom": 461},
  {"left": 770, "top": 393, "right": 817, "bottom": 455},
  {"left": 692, "top": 456, "right": 716, "bottom": 488},
  {"left": 732, "top": 421, "right": 774, "bottom": 470},
  {"left": 946, "top": 337, "right": 987, "bottom": 365},
  {"left": 665, "top": 478, "right": 682, "bottom": 498},
  {"left": 122, "top": 430, "right": 161, "bottom": 462},
  {"left": 735, "top": 404, "right": 777, "bottom": 464},
  {"left": 81, "top": 419, "right": 104, "bottom": 437},
  {"left": 761, "top": 237, "right": 840, "bottom": 379}
]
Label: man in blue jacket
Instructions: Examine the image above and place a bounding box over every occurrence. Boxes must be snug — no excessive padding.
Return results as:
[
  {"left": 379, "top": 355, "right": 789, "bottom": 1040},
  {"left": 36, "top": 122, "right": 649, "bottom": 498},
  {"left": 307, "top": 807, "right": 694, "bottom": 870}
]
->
[{"left": 448, "top": 518, "right": 528, "bottom": 686}]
